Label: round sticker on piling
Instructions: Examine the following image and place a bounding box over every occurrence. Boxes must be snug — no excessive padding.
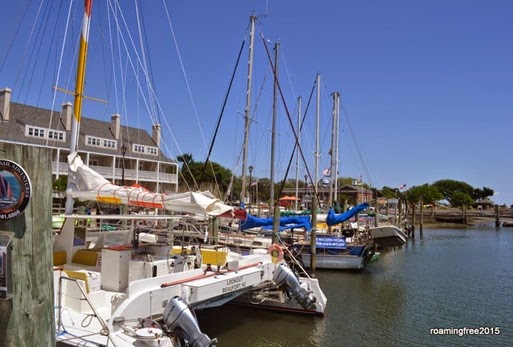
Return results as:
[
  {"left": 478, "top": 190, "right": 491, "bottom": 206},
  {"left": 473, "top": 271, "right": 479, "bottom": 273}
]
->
[{"left": 0, "top": 160, "right": 32, "bottom": 220}]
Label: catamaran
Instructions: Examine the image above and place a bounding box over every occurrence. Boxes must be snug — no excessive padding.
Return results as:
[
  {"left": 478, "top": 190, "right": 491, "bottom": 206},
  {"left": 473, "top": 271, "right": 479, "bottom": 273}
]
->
[{"left": 52, "top": 2, "right": 327, "bottom": 346}]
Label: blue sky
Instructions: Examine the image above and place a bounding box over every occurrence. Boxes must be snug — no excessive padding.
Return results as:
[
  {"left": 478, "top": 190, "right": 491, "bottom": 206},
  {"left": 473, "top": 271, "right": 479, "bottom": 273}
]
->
[{"left": 1, "top": 1, "right": 512, "bottom": 204}]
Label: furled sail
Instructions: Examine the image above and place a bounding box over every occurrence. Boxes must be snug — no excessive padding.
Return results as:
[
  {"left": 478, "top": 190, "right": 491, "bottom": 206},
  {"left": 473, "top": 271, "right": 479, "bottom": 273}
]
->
[
  {"left": 326, "top": 202, "right": 369, "bottom": 226},
  {"left": 66, "top": 152, "right": 233, "bottom": 216},
  {"left": 241, "top": 214, "right": 312, "bottom": 232}
]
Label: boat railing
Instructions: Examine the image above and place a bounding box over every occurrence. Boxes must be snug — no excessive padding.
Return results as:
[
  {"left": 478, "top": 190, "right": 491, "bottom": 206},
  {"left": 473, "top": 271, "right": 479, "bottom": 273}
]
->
[{"left": 56, "top": 276, "right": 119, "bottom": 347}]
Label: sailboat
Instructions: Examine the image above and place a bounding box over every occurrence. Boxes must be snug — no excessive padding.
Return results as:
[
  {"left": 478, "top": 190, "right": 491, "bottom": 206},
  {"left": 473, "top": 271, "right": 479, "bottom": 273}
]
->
[
  {"left": 51, "top": 3, "right": 326, "bottom": 346},
  {"left": 294, "top": 202, "right": 375, "bottom": 270},
  {"left": 0, "top": 174, "right": 14, "bottom": 206}
]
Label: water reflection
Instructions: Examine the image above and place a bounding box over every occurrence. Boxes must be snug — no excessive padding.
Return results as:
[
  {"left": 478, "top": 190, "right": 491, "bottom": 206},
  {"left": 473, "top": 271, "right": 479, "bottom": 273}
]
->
[{"left": 198, "top": 226, "right": 513, "bottom": 346}]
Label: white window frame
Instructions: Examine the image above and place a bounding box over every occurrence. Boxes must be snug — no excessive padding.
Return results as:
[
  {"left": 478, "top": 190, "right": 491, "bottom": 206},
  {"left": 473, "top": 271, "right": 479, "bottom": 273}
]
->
[
  {"left": 86, "top": 135, "right": 118, "bottom": 149},
  {"left": 133, "top": 144, "right": 158, "bottom": 156},
  {"left": 25, "top": 125, "right": 65, "bottom": 142}
]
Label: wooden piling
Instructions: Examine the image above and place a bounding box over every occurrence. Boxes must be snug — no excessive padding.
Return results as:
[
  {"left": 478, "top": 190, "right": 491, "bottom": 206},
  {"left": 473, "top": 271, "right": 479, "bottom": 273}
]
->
[
  {"left": 495, "top": 204, "right": 501, "bottom": 227},
  {"left": 411, "top": 204, "right": 416, "bottom": 238},
  {"left": 0, "top": 144, "right": 54, "bottom": 347},
  {"left": 419, "top": 200, "right": 423, "bottom": 235}
]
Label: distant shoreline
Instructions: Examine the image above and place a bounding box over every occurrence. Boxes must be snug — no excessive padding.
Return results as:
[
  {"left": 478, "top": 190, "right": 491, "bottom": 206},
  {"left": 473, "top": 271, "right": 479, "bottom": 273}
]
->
[{"left": 406, "top": 207, "right": 513, "bottom": 228}]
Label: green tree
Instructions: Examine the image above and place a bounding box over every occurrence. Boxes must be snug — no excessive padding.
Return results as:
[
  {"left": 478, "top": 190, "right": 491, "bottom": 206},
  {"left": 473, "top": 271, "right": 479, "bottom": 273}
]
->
[
  {"left": 432, "top": 179, "right": 473, "bottom": 200},
  {"left": 53, "top": 176, "right": 68, "bottom": 195},
  {"left": 405, "top": 184, "right": 443, "bottom": 205},
  {"left": 176, "top": 153, "right": 233, "bottom": 197},
  {"left": 450, "top": 191, "right": 475, "bottom": 207},
  {"left": 472, "top": 187, "right": 494, "bottom": 200},
  {"left": 338, "top": 177, "right": 354, "bottom": 186},
  {"left": 381, "top": 186, "right": 398, "bottom": 199}
]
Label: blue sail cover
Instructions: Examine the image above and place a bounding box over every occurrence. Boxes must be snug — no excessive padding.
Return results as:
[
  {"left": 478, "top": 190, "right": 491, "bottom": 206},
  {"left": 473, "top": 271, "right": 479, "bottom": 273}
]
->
[
  {"left": 326, "top": 202, "right": 369, "bottom": 226},
  {"left": 241, "top": 214, "right": 312, "bottom": 232}
]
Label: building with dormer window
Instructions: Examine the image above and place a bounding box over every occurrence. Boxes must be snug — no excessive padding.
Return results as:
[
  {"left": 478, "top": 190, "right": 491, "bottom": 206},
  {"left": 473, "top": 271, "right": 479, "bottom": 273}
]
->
[{"left": 0, "top": 87, "right": 178, "bottom": 200}]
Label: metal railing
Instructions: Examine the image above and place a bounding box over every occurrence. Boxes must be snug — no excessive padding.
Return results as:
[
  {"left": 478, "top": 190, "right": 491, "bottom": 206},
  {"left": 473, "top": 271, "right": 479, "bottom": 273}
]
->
[{"left": 56, "top": 276, "right": 119, "bottom": 347}]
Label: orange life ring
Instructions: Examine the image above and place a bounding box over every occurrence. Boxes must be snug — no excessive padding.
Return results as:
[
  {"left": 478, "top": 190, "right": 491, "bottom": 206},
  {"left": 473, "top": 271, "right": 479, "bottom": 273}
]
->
[{"left": 267, "top": 244, "right": 284, "bottom": 263}]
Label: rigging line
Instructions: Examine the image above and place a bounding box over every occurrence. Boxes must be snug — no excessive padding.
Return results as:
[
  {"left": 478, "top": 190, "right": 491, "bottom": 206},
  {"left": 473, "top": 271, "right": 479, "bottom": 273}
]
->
[
  {"left": 134, "top": 0, "right": 158, "bottom": 123},
  {"left": 277, "top": 81, "right": 316, "bottom": 198},
  {"left": 107, "top": 0, "right": 120, "bottom": 112},
  {"left": 318, "top": 81, "right": 335, "bottom": 168},
  {"left": 0, "top": 0, "right": 33, "bottom": 72},
  {"left": 280, "top": 50, "right": 297, "bottom": 101},
  {"left": 176, "top": 156, "right": 199, "bottom": 191},
  {"left": 107, "top": 0, "right": 160, "bottom": 126},
  {"left": 260, "top": 33, "right": 318, "bottom": 200},
  {"left": 108, "top": 0, "right": 187, "bottom": 166},
  {"left": 47, "top": 0, "right": 75, "bottom": 148},
  {"left": 39, "top": 2, "right": 65, "bottom": 109},
  {"left": 161, "top": 0, "right": 209, "bottom": 155},
  {"left": 11, "top": 0, "right": 45, "bottom": 96},
  {"left": 200, "top": 37, "right": 246, "bottom": 182},
  {"left": 17, "top": 0, "right": 53, "bottom": 106},
  {"left": 341, "top": 104, "right": 374, "bottom": 187},
  {"left": 139, "top": 2, "right": 161, "bottom": 127}
]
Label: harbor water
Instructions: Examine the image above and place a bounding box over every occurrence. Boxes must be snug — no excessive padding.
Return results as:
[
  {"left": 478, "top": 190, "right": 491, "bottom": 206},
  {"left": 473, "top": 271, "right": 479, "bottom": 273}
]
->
[{"left": 197, "top": 224, "right": 513, "bottom": 346}]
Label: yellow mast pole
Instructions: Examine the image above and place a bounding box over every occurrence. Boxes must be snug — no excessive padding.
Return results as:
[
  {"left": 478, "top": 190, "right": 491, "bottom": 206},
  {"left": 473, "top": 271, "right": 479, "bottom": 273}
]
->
[
  {"left": 69, "top": 0, "right": 92, "bottom": 152},
  {"left": 66, "top": 0, "right": 93, "bottom": 214}
]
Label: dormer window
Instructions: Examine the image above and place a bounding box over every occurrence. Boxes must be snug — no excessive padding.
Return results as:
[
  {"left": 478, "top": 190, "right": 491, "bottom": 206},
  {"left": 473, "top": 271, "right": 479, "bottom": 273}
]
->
[
  {"left": 86, "top": 135, "right": 117, "bottom": 149},
  {"left": 25, "top": 125, "right": 65, "bottom": 142},
  {"left": 133, "top": 144, "right": 158, "bottom": 156}
]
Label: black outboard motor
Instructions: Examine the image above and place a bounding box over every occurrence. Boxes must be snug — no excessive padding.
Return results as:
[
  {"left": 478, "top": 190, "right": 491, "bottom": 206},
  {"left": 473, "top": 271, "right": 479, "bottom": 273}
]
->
[
  {"left": 273, "top": 263, "right": 316, "bottom": 310},
  {"left": 162, "top": 296, "right": 217, "bottom": 347}
]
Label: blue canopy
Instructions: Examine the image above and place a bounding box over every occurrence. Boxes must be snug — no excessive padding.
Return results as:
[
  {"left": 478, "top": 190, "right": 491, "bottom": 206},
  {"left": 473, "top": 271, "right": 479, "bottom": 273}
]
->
[
  {"left": 241, "top": 214, "right": 312, "bottom": 232},
  {"left": 326, "top": 202, "right": 369, "bottom": 226}
]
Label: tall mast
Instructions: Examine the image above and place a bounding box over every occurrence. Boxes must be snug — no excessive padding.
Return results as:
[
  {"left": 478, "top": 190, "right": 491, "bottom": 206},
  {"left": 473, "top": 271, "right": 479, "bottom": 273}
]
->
[
  {"left": 333, "top": 92, "right": 340, "bottom": 203},
  {"left": 329, "top": 91, "right": 340, "bottom": 207},
  {"left": 269, "top": 42, "right": 279, "bottom": 212},
  {"left": 240, "top": 15, "right": 256, "bottom": 207},
  {"left": 314, "top": 73, "right": 320, "bottom": 198},
  {"left": 66, "top": 0, "right": 93, "bottom": 215},
  {"left": 294, "top": 96, "right": 302, "bottom": 211}
]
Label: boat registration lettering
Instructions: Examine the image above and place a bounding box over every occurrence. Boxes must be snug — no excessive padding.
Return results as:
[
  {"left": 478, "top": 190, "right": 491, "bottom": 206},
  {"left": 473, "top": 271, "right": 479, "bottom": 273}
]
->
[{"left": 222, "top": 276, "right": 246, "bottom": 293}]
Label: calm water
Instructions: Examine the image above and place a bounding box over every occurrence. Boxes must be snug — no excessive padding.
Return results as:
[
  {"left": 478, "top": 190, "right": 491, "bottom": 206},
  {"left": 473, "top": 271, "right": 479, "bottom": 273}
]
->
[{"left": 197, "top": 224, "right": 513, "bottom": 346}]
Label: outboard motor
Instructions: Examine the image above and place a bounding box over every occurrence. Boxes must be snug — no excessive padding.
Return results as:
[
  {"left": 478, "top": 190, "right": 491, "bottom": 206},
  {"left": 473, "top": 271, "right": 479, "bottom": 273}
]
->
[
  {"left": 273, "top": 263, "right": 316, "bottom": 310},
  {"left": 162, "top": 296, "right": 217, "bottom": 347}
]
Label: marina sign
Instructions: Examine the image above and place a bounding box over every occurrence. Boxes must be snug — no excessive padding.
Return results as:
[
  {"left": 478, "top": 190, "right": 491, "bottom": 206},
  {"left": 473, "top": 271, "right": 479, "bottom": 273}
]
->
[{"left": 0, "top": 160, "right": 32, "bottom": 220}]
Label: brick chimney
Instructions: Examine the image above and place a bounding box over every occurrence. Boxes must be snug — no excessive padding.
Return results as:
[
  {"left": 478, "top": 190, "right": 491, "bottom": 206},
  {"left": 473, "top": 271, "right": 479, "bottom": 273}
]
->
[
  {"left": 61, "top": 102, "right": 72, "bottom": 131},
  {"left": 152, "top": 123, "right": 161, "bottom": 148},
  {"left": 0, "top": 87, "right": 12, "bottom": 121},
  {"left": 111, "top": 113, "right": 121, "bottom": 140}
]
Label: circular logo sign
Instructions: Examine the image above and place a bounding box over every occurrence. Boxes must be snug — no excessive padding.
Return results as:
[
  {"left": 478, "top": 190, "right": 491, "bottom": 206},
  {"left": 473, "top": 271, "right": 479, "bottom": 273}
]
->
[{"left": 0, "top": 160, "right": 32, "bottom": 220}]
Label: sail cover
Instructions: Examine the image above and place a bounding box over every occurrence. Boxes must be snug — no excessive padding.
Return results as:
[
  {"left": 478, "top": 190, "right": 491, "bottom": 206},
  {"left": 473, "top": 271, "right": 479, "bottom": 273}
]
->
[
  {"left": 66, "top": 152, "right": 233, "bottom": 216},
  {"left": 326, "top": 202, "right": 369, "bottom": 226},
  {"left": 241, "top": 214, "right": 312, "bottom": 232}
]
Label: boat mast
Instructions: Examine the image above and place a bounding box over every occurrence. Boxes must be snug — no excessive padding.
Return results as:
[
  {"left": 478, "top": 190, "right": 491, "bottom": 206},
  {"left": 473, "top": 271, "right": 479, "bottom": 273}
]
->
[
  {"left": 269, "top": 42, "right": 279, "bottom": 213},
  {"left": 329, "top": 91, "right": 340, "bottom": 207},
  {"left": 65, "top": 0, "right": 93, "bottom": 215},
  {"left": 310, "top": 73, "right": 321, "bottom": 272},
  {"left": 294, "top": 96, "right": 302, "bottom": 211},
  {"left": 314, "top": 73, "right": 320, "bottom": 200},
  {"left": 270, "top": 42, "right": 280, "bottom": 239},
  {"left": 240, "top": 15, "right": 256, "bottom": 207},
  {"left": 333, "top": 92, "right": 340, "bottom": 203}
]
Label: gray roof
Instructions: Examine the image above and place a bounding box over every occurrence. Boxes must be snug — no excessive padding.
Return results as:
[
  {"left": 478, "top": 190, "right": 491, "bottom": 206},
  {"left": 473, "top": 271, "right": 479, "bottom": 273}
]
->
[{"left": 0, "top": 102, "right": 174, "bottom": 163}]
